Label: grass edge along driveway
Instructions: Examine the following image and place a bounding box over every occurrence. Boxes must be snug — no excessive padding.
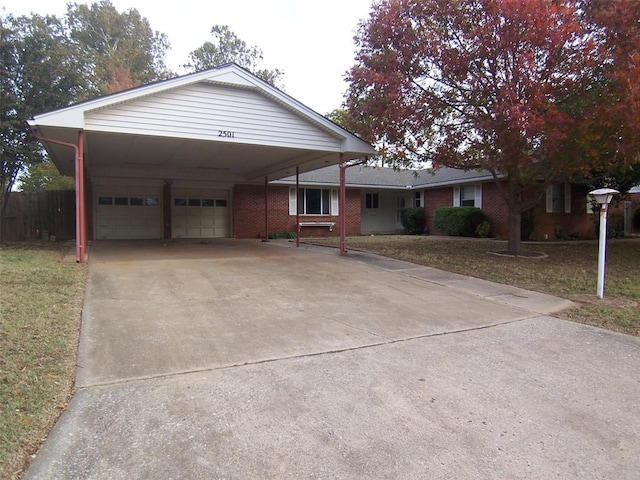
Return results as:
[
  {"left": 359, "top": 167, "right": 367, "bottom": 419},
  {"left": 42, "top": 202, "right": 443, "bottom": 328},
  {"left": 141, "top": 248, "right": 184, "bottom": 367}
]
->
[
  {"left": 0, "top": 244, "right": 86, "bottom": 480},
  {"left": 306, "top": 235, "right": 640, "bottom": 337}
]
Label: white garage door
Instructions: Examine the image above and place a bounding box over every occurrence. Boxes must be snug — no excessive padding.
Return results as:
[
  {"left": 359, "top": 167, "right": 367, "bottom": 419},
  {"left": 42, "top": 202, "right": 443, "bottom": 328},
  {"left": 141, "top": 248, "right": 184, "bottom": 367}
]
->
[
  {"left": 172, "top": 188, "right": 230, "bottom": 238},
  {"left": 95, "top": 186, "right": 163, "bottom": 239}
]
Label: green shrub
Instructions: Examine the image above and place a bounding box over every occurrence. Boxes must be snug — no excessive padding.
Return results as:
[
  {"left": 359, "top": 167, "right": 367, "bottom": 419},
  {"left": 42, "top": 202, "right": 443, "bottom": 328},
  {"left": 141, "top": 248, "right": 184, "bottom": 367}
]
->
[
  {"left": 434, "top": 207, "right": 490, "bottom": 237},
  {"left": 400, "top": 207, "right": 426, "bottom": 235},
  {"left": 475, "top": 220, "right": 490, "bottom": 238},
  {"left": 268, "top": 231, "right": 296, "bottom": 239}
]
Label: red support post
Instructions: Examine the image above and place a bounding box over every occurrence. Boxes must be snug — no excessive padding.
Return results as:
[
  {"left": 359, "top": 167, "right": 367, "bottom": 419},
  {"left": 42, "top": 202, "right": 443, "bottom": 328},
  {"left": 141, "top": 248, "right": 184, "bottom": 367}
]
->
[
  {"left": 339, "top": 154, "right": 346, "bottom": 255},
  {"left": 264, "top": 176, "right": 269, "bottom": 241},
  {"left": 77, "top": 131, "right": 86, "bottom": 262},
  {"left": 295, "top": 166, "right": 300, "bottom": 248}
]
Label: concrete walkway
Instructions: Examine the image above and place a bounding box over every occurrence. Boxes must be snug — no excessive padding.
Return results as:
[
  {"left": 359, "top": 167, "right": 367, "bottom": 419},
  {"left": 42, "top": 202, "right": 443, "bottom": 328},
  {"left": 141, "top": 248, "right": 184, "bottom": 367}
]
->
[{"left": 25, "top": 240, "right": 640, "bottom": 479}]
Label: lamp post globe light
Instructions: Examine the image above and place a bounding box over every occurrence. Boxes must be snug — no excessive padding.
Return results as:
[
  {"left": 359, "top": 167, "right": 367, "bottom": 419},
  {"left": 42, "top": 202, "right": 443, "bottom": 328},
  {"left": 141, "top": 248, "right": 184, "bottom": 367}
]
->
[{"left": 588, "top": 188, "right": 619, "bottom": 299}]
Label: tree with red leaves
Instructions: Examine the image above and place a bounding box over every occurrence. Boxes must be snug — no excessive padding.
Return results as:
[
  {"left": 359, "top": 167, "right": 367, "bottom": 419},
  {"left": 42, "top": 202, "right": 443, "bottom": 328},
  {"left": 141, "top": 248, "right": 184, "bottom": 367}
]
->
[{"left": 346, "top": 0, "right": 640, "bottom": 254}]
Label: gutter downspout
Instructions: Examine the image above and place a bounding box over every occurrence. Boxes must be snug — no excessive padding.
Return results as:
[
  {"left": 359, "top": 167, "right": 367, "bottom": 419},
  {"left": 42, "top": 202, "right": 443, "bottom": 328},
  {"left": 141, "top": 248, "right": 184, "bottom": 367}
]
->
[{"left": 32, "top": 129, "right": 86, "bottom": 263}]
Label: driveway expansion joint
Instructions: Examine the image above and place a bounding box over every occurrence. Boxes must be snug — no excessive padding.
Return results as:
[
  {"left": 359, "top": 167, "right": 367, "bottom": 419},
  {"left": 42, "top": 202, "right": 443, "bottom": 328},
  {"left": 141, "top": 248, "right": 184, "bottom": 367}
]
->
[{"left": 75, "top": 316, "right": 537, "bottom": 392}]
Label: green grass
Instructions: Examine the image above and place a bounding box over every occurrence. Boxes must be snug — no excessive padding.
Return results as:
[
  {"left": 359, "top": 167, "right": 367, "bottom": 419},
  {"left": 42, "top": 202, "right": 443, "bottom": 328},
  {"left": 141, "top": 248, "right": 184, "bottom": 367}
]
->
[
  {"left": 0, "top": 244, "right": 86, "bottom": 480},
  {"left": 307, "top": 235, "right": 640, "bottom": 336}
]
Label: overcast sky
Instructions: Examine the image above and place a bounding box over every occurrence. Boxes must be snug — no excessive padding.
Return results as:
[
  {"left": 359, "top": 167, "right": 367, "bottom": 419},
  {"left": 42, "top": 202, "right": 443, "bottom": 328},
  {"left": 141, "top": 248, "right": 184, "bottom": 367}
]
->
[{"left": 3, "top": 0, "right": 374, "bottom": 114}]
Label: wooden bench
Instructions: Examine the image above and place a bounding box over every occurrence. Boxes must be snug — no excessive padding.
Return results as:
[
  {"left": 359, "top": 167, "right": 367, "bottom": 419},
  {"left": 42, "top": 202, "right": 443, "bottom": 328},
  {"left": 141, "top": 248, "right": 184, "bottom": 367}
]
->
[{"left": 298, "top": 221, "right": 336, "bottom": 232}]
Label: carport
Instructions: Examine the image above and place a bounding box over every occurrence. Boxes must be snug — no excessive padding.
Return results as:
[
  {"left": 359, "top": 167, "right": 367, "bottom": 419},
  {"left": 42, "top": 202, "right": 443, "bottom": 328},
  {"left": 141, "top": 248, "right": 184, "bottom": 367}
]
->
[{"left": 27, "top": 63, "right": 376, "bottom": 262}]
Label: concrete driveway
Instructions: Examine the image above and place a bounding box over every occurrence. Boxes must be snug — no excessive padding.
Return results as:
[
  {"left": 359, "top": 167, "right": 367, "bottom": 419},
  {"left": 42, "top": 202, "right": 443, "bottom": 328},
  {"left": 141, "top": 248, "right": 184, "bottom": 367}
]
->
[{"left": 25, "top": 240, "right": 640, "bottom": 479}]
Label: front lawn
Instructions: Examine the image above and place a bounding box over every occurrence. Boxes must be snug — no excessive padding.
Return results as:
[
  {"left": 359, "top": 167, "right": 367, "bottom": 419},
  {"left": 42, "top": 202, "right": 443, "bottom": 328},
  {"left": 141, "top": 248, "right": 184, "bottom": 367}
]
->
[
  {"left": 309, "top": 235, "right": 640, "bottom": 336},
  {"left": 0, "top": 244, "right": 86, "bottom": 480}
]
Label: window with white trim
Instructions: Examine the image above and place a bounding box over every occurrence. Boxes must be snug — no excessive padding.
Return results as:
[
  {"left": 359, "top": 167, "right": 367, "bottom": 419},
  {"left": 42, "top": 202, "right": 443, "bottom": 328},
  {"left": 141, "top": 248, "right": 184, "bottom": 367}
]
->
[
  {"left": 546, "top": 183, "right": 571, "bottom": 213},
  {"left": 453, "top": 184, "right": 482, "bottom": 208},
  {"left": 460, "top": 186, "right": 475, "bottom": 206},
  {"left": 289, "top": 188, "right": 338, "bottom": 215},
  {"left": 414, "top": 190, "right": 424, "bottom": 208}
]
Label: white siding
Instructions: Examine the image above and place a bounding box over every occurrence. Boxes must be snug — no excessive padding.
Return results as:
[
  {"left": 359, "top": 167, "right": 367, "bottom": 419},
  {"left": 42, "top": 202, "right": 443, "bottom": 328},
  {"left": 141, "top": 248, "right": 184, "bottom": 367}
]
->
[
  {"left": 85, "top": 83, "right": 341, "bottom": 151},
  {"left": 361, "top": 191, "right": 400, "bottom": 233}
]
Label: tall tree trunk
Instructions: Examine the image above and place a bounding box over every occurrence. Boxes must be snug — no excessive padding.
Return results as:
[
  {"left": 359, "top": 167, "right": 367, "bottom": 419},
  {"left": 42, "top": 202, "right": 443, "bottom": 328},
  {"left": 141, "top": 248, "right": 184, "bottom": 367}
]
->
[
  {"left": 507, "top": 206, "right": 522, "bottom": 255},
  {"left": 506, "top": 176, "right": 522, "bottom": 255}
]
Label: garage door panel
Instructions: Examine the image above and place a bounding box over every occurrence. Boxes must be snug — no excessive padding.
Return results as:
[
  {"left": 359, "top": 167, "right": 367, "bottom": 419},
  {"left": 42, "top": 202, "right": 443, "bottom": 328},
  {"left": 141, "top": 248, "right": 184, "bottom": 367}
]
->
[
  {"left": 173, "top": 227, "right": 187, "bottom": 238},
  {"left": 97, "top": 226, "right": 113, "bottom": 238},
  {"left": 171, "top": 190, "right": 230, "bottom": 239},
  {"left": 114, "top": 226, "right": 131, "bottom": 237},
  {"left": 187, "top": 217, "right": 202, "bottom": 227},
  {"left": 97, "top": 205, "right": 115, "bottom": 216},
  {"left": 142, "top": 216, "right": 161, "bottom": 227},
  {"left": 95, "top": 186, "right": 163, "bottom": 240}
]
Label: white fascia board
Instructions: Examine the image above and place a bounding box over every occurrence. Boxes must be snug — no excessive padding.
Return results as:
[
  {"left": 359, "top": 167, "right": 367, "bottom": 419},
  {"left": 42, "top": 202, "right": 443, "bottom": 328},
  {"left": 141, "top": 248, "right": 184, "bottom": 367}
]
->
[{"left": 29, "top": 107, "right": 85, "bottom": 129}]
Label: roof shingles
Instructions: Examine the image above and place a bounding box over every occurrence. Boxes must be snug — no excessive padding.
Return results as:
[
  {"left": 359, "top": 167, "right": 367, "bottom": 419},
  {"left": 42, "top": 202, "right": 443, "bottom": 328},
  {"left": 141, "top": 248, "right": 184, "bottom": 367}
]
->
[{"left": 275, "top": 164, "right": 494, "bottom": 190}]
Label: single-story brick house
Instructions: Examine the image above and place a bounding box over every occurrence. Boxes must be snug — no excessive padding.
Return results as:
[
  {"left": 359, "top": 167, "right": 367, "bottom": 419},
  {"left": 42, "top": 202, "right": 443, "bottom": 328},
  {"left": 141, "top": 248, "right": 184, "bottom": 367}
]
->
[
  {"left": 27, "top": 63, "right": 377, "bottom": 261},
  {"left": 272, "top": 164, "right": 602, "bottom": 241},
  {"left": 29, "top": 63, "right": 620, "bottom": 261}
]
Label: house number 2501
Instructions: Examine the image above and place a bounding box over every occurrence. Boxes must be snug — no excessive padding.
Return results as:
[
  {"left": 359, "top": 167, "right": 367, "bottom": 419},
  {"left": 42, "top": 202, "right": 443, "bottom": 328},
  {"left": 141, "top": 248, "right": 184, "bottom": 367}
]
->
[{"left": 218, "top": 130, "right": 235, "bottom": 138}]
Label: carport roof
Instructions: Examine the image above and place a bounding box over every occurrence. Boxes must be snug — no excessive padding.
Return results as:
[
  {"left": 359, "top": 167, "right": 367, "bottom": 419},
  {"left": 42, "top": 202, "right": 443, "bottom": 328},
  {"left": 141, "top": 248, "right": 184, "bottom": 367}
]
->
[{"left": 27, "top": 63, "right": 376, "bottom": 183}]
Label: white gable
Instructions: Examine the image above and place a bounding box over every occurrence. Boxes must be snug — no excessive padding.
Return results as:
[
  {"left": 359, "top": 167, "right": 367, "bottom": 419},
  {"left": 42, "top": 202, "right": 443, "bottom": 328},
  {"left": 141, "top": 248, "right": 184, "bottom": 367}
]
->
[
  {"left": 203, "top": 70, "right": 256, "bottom": 87},
  {"left": 28, "top": 64, "right": 376, "bottom": 163},
  {"left": 84, "top": 82, "right": 342, "bottom": 151}
]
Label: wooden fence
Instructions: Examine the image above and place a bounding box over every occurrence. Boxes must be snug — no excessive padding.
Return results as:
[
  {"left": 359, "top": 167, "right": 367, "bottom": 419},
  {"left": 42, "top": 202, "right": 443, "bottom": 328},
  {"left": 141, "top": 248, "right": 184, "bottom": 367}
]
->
[{"left": 1, "top": 190, "right": 76, "bottom": 242}]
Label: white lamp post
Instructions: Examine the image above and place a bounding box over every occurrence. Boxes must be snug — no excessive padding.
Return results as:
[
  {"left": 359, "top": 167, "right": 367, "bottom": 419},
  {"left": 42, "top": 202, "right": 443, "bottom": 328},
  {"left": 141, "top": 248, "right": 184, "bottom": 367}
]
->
[{"left": 589, "top": 188, "right": 619, "bottom": 299}]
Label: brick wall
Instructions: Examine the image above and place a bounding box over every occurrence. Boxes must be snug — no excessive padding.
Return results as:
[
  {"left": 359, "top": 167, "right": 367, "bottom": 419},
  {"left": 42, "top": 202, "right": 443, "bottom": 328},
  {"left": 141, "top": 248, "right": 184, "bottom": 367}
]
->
[
  {"left": 530, "top": 184, "right": 596, "bottom": 240},
  {"left": 478, "top": 182, "right": 508, "bottom": 237},
  {"left": 423, "top": 182, "right": 508, "bottom": 237},
  {"left": 234, "top": 181, "right": 601, "bottom": 241},
  {"left": 423, "top": 187, "right": 454, "bottom": 235},
  {"left": 423, "top": 182, "right": 600, "bottom": 240},
  {"left": 232, "top": 185, "right": 361, "bottom": 238}
]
